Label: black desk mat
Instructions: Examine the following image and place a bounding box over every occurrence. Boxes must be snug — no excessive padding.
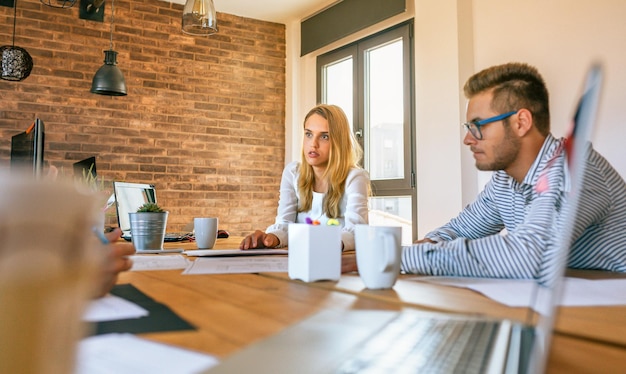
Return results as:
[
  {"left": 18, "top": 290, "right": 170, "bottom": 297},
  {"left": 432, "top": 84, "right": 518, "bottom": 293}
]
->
[{"left": 93, "top": 283, "right": 195, "bottom": 335}]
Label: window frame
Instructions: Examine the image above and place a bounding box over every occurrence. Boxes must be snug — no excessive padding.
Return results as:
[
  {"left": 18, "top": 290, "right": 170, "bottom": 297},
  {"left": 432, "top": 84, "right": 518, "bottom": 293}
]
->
[{"left": 316, "top": 21, "right": 417, "bottom": 241}]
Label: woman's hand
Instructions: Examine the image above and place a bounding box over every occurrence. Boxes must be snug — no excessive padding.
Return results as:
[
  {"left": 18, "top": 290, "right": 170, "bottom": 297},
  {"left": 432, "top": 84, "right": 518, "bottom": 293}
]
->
[
  {"left": 341, "top": 252, "right": 358, "bottom": 273},
  {"left": 239, "top": 230, "right": 280, "bottom": 249}
]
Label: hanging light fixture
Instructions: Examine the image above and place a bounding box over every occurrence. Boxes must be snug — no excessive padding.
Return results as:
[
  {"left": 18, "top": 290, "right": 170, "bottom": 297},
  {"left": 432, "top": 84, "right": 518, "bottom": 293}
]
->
[
  {"left": 40, "top": 0, "right": 76, "bottom": 9},
  {"left": 90, "top": 0, "right": 127, "bottom": 96},
  {"left": 1, "top": 0, "right": 33, "bottom": 82},
  {"left": 182, "top": 0, "right": 218, "bottom": 36}
]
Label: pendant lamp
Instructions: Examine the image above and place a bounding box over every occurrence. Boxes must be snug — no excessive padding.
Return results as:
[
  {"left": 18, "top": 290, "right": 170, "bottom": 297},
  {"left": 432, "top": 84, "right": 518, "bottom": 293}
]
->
[
  {"left": 182, "top": 0, "right": 218, "bottom": 36},
  {"left": 1, "top": 0, "right": 33, "bottom": 82},
  {"left": 90, "top": 0, "right": 127, "bottom": 96},
  {"left": 40, "top": 0, "right": 76, "bottom": 9}
]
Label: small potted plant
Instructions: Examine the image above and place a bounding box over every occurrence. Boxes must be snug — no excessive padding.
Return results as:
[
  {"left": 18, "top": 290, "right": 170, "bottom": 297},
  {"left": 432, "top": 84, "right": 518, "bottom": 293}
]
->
[{"left": 128, "top": 202, "right": 168, "bottom": 251}]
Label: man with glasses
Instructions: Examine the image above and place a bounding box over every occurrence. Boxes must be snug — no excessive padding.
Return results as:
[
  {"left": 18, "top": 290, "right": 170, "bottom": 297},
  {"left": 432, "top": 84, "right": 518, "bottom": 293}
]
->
[{"left": 344, "top": 62, "right": 626, "bottom": 278}]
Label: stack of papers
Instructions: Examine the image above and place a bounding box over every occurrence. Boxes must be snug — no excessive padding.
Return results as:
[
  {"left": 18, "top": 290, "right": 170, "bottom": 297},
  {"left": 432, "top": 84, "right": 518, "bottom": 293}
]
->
[
  {"left": 412, "top": 276, "right": 626, "bottom": 310},
  {"left": 83, "top": 294, "right": 149, "bottom": 322},
  {"left": 76, "top": 334, "right": 219, "bottom": 374},
  {"left": 183, "top": 249, "right": 288, "bottom": 257},
  {"left": 183, "top": 257, "right": 288, "bottom": 274}
]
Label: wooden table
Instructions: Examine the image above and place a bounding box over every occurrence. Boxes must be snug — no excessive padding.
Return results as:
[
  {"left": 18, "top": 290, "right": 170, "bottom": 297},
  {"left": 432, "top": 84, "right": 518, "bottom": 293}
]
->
[
  {"left": 116, "top": 237, "right": 626, "bottom": 372},
  {"left": 262, "top": 271, "right": 626, "bottom": 348}
]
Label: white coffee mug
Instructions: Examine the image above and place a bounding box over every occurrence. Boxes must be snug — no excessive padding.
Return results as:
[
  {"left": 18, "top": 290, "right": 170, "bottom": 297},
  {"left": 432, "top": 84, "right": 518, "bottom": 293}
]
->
[
  {"left": 355, "top": 225, "right": 402, "bottom": 289},
  {"left": 194, "top": 217, "right": 218, "bottom": 249}
]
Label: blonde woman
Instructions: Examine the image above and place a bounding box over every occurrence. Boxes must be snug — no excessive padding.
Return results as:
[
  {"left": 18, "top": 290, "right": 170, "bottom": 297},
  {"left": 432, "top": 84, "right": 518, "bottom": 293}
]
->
[{"left": 240, "top": 104, "right": 370, "bottom": 251}]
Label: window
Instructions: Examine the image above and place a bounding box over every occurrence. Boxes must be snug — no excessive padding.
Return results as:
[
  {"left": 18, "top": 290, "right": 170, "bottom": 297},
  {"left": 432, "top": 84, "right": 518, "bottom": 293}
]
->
[{"left": 317, "top": 22, "right": 416, "bottom": 244}]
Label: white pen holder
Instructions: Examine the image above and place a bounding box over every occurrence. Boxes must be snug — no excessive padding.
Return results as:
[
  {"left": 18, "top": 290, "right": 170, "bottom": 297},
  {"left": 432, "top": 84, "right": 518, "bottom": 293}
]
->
[{"left": 288, "top": 223, "right": 341, "bottom": 282}]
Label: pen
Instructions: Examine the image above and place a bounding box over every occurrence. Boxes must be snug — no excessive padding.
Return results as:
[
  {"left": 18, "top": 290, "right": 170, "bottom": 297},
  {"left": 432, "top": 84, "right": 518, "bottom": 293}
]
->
[{"left": 93, "top": 227, "right": 110, "bottom": 244}]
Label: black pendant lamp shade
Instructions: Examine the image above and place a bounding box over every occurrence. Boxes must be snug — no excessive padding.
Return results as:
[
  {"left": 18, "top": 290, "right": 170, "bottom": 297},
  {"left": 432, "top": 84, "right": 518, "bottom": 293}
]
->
[
  {"left": 90, "top": 0, "right": 127, "bottom": 96},
  {"left": 1, "top": 0, "right": 33, "bottom": 82},
  {"left": 90, "top": 49, "right": 127, "bottom": 96}
]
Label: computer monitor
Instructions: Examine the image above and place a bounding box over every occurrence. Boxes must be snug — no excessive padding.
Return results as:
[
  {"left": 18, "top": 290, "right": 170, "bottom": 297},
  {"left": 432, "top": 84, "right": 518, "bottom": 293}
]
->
[
  {"left": 10, "top": 118, "right": 45, "bottom": 178},
  {"left": 73, "top": 156, "right": 97, "bottom": 181}
]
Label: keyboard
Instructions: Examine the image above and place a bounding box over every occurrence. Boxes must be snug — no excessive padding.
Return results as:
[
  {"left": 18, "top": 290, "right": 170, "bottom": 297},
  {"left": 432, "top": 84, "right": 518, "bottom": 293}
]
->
[
  {"left": 335, "top": 314, "right": 499, "bottom": 374},
  {"left": 121, "top": 232, "right": 193, "bottom": 242},
  {"left": 164, "top": 232, "right": 193, "bottom": 242}
]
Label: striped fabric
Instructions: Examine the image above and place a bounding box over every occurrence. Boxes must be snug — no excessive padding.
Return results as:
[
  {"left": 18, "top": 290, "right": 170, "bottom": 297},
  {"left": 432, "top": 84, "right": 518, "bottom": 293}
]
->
[{"left": 401, "top": 135, "right": 626, "bottom": 278}]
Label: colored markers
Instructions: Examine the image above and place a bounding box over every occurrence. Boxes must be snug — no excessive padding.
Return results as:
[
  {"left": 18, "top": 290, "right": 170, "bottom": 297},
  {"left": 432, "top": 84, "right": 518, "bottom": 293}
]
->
[{"left": 305, "top": 217, "right": 339, "bottom": 226}]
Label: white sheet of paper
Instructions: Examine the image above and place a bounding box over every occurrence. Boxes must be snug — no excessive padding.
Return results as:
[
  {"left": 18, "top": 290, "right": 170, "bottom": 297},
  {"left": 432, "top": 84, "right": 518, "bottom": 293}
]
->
[
  {"left": 411, "top": 276, "right": 626, "bottom": 308},
  {"left": 182, "top": 257, "right": 288, "bottom": 274},
  {"left": 83, "top": 295, "right": 149, "bottom": 322},
  {"left": 130, "top": 254, "right": 190, "bottom": 271},
  {"left": 75, "top": 333, "right": 219, "bottom": 374},
  {"left": 184, "top": 249, "right": 289, "bottom": 257}
]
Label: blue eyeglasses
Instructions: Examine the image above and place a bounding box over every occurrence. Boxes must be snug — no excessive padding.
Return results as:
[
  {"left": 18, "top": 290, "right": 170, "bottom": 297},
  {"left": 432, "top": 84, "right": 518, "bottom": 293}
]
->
[{"left": 462, "top": 110, "right": 518, "bottom": 140}]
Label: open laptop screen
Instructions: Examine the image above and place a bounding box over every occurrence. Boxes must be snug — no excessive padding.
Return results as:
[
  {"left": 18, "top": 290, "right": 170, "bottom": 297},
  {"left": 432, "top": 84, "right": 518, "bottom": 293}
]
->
[{"left": 113, "top": 182, "right": 157, "bottom": 235}]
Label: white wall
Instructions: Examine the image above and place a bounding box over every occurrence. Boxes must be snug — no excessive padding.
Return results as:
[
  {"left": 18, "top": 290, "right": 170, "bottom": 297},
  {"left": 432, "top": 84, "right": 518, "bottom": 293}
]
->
[
  {"left": 412, "top": 0, "right": 466, "bottom": 236},
  {"left": 471, "top": 0, "right": 626, "bottom": 182},
  {"left": 287, "top": 0, "right": 626, "bottom": 238}
]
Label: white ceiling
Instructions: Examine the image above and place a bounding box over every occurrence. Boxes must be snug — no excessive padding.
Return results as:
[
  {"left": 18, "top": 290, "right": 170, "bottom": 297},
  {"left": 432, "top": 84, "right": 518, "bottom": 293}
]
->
[{"left": 170, "top": 0, "right": 337, "bottom": 24}]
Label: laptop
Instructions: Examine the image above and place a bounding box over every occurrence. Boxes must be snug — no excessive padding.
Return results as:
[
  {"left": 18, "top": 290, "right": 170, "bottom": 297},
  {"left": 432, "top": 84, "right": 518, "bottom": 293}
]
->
[
  {"left": 113, "top": 181, "right": 192, "bottom": 243},
  {"left": 205, "top": 64, "right": 603, "bottom": 374}
]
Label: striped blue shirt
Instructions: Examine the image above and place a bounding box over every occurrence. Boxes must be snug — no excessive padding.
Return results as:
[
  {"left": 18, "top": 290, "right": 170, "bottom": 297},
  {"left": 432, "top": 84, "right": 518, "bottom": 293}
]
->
[{"left": 401, "top": 134, "right": 626, "bottom": 278}]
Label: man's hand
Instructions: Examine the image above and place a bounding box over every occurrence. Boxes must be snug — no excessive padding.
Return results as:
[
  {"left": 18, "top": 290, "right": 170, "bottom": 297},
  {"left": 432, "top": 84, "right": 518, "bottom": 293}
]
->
[{"left": 413, "top": 238, "right": 436, "bottom": 244}]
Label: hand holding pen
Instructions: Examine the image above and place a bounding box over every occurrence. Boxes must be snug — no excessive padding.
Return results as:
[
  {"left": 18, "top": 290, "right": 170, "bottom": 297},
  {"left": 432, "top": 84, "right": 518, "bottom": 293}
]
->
[{"left": 94, "top": 227, "right": 136, "bottom": 298}]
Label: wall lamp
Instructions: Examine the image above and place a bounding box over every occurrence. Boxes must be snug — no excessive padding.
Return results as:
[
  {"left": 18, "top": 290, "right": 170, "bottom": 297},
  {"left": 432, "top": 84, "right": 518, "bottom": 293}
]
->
[{"left": 79, "top": 0, "right": 105, "bottom": 22}]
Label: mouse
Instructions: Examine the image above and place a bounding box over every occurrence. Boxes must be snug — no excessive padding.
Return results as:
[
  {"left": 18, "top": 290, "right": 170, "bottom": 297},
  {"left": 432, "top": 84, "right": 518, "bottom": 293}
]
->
[{"left": 217, "top": 229, "right": 229, "bottom": 238}]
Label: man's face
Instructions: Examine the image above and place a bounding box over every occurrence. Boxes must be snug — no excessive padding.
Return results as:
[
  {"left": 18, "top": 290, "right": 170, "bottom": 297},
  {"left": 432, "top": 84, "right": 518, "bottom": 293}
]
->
[{"left": 464, "top": 90, "right": 521, "bottom": 172}]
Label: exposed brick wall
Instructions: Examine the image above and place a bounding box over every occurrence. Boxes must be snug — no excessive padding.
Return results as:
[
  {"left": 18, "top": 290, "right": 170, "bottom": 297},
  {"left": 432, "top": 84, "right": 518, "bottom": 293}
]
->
[{"left": 0, "top": 0, "right": 286, "bottom": 236}]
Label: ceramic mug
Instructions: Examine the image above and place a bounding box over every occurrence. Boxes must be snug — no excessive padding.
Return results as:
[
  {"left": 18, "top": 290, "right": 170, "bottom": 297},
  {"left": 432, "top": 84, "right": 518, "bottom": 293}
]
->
[
  {"left": 355, "top": 225, "right": 402, "bottom": 289},
  {"left": 194, "top": 217, "right": 218, "bottom": 249}
]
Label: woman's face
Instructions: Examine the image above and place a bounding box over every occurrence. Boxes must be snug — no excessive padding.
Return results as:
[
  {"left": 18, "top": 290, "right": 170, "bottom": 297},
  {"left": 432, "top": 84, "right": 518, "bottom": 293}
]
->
[{"left": 303, "top": 113, "right": 331, "bottom": 169}]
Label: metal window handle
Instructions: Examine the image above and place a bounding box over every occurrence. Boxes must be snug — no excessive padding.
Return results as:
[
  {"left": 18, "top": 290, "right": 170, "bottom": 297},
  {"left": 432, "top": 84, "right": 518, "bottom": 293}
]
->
[{"left": 355, "top": 128, "right": 363, "bottom": 139}]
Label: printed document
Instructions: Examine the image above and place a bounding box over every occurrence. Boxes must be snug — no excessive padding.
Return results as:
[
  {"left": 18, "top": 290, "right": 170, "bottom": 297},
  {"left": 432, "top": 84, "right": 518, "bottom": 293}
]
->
[{"left": 183, "top": 257, "right": 288, "bottom": 274}]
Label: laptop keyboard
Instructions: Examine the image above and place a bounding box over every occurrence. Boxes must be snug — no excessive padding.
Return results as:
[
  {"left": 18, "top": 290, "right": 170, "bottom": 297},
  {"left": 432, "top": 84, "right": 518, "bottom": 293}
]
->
[{"left": 336, "top": 314, "right": 499, "bottom": 374}]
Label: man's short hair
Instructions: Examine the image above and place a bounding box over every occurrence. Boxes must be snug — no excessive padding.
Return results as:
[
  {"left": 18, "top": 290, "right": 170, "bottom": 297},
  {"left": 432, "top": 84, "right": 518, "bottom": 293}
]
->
[{"left": 464, "top": 63, "right": 550, "bottom": 135}]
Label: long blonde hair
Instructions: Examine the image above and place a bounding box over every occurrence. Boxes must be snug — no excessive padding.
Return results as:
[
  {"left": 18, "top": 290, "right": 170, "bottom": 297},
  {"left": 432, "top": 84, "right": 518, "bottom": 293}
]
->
[{"left": 298, "top": 104, "right": 363, "bottom": 218}]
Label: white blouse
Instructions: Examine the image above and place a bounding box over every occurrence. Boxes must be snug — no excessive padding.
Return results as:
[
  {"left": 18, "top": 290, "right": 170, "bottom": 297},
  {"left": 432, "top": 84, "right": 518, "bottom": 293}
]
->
[{"left": 265, "top": 161, "right": 370, "bottom": 250}]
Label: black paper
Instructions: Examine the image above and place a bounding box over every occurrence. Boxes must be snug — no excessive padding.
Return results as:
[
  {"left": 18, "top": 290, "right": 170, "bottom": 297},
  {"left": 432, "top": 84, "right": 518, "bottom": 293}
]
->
[{"left": 93, "top": 283, "right": 195, "bottom": 335}]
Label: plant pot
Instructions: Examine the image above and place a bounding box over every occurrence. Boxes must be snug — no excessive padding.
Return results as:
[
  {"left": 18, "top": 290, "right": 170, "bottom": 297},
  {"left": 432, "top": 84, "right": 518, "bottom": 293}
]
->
[{"left": 128, "top": 211, "right": 168, "bottom": 250}]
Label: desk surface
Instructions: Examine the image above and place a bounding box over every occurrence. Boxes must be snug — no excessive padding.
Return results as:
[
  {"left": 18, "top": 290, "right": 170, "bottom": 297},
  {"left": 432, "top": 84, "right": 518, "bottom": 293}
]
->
[
  {"left": 124, "top": 237, "right": 626, "bottom": 372},
  {"left": 261, "top": 272, "right": 626, "bottom": 347}
]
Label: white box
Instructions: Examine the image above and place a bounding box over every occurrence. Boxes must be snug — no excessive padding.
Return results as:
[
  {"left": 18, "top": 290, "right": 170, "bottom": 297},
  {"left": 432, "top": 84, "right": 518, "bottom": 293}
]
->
[{"left": 288, "top": 223, "right": 341, "bottom": 282}]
